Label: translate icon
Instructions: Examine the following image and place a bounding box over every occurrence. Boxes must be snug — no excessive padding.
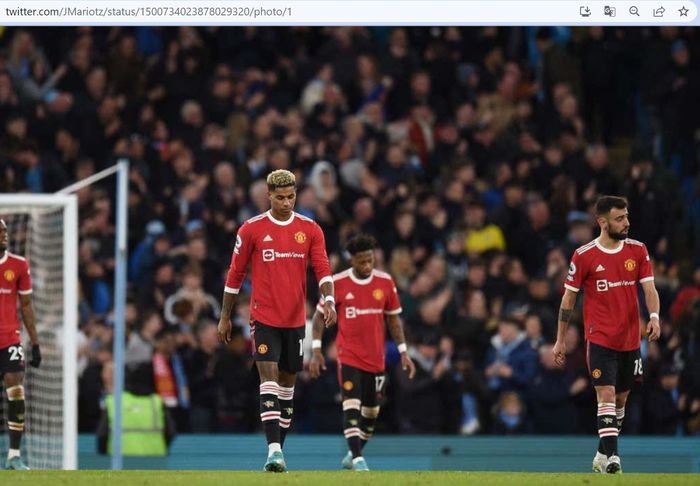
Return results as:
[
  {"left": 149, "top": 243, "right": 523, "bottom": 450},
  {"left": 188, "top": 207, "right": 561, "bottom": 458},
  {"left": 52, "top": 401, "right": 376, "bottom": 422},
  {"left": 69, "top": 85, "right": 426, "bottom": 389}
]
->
[{"left": 604, "top": 6, "right": 616, "bottom": 16}]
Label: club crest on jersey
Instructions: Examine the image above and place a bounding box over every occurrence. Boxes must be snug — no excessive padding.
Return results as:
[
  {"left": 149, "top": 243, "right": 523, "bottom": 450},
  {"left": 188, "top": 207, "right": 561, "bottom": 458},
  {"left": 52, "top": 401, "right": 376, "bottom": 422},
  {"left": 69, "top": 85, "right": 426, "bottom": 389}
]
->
[
  {"left": 372, "top": 289, "right": 384, "bottom": 301},
  {"left": 592, "top": 369, "right": 602, "bottom": 379},
  {"left": 294, "top": 231, "right": 307, "bottom": 244},
  {"left": 624, "top": 259, "right": 636, "bottom": 271},
  {"left": 3, "top": 270, "right": 15, "bottom": 282},
  {"left": 257, "top": 344, "right": 268, "bottom": 355},
  {"left": 343, "top": 380, "right": 354, "bottom": 391},
  {"left": 262, "top": 249, "right": 275, "bottom": 262}
]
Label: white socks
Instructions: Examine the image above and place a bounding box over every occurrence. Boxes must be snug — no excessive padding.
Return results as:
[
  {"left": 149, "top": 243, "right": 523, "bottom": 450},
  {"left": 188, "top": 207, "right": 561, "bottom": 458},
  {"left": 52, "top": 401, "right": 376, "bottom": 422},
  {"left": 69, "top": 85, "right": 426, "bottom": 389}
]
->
[
  {"left": 8, "top": 449, "right": 20, "bottom": 460},
  {"left": 268, "top": 443, "right": 282, "bottom": 455}
]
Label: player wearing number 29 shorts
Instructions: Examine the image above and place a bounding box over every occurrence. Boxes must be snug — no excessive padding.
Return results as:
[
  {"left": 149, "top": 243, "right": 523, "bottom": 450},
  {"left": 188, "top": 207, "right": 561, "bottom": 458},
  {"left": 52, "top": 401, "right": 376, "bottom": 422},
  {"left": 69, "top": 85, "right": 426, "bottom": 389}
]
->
[
  {"left": 553, "top": 197, "right": 661, "bottom": 475},
  {"left": 0, "top": 219, "right": 42, "bottom": 470}
]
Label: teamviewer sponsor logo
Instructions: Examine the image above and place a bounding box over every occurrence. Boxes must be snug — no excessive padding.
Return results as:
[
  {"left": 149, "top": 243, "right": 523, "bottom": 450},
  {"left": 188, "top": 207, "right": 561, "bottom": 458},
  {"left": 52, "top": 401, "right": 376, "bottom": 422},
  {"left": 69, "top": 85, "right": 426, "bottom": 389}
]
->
[
  {"left": 262, "top": 249, "right": 305, "bottom": 262},
  {"left": 596, "top": 279, "right": 636, "bottom": 292},
  {"left": 345, "top": 306, "right": 384, "bottom": 319}
]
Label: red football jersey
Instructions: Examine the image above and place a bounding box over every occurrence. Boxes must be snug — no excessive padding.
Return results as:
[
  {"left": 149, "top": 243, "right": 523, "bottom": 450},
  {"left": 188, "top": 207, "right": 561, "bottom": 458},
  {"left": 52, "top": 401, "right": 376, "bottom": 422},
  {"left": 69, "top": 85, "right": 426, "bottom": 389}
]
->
[
  {"left": 0, "top": 252, "right": 32, "bottom": 348},
  {"left": 317, "top": 268, "right": 402, "bottom": 373},
  {"left": 225, "top": 211, "right": 332, "bottom": 328},
  {"left": 564, "top": 238, "right": 654, "bottom": 352}
]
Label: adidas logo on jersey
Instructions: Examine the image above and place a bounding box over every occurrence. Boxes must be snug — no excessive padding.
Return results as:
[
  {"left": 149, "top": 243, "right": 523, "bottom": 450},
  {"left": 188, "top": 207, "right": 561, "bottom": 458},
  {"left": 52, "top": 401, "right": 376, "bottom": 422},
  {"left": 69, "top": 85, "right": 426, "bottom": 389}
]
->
[
  {"left": 345, "top": 292, "right": 355, "bottom": 300},
  {"left": 263, "top": 235, "right": 273, "bottom": 242},
  {"left": 595, "top": 264, "right": 605, "bottom": 272}
]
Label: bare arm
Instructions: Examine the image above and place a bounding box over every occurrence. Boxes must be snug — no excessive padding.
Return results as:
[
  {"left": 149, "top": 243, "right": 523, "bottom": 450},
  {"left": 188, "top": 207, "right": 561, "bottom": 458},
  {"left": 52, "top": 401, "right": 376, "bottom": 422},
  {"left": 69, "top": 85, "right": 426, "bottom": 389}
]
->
[
  {"left": 217, "top": 291, "right": 237, "bottom": 343},
  {"left": 19, "top": 294, "right": 38, "bottom": 346},
  {"left": 555, "top": 289, "right": 578, "bottom": 343},
  {"left": 387, "top": 314, "right": 406, "bottom": 348},
  {"left": 387, "top": 314, "right": 416, "bottom": 378},
  {"left": 220, "top": 291, "right": 237, "bottom": 321},
  {"left": 312, "top": 310, "right": 325, "bottom": 342},
  {"left": 641, "top": 280, "right": 661, "bottom": 341},
  {"left": 319, "top": 281, "right": 337, "bottom": 327},
  {"left": 553, "top": 289, "right": 578, "bottom": 365},
  {"left": 309, "top": 310, "right": 327, "bottom": 378}
]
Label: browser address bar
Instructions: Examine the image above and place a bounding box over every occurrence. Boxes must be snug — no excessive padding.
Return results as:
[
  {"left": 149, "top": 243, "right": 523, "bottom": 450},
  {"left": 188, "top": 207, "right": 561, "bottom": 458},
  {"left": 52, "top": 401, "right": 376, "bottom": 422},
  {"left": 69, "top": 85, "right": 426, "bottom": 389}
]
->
[{"left": 1, "top": 0, "right": 697, "bottom": 24}]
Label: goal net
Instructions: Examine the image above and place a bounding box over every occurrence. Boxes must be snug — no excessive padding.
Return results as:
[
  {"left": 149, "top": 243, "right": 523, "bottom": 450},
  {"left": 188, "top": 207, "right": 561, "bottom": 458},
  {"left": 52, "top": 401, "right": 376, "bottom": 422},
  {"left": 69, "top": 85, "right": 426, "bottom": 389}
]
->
[{"left": 0, "top": 195, "right": 78, "bottom": 470}]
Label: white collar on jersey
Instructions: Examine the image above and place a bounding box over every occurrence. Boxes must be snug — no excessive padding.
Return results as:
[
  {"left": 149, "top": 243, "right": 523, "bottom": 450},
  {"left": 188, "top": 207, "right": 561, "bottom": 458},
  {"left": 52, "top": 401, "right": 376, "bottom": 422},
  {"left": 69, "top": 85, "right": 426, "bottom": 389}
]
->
[
  {"left": 266, "top": 210, "right": 295, "bottom": 226},
  {"left": 594, "top": 237, "right": 624, "bottom": 254},
  {"left": 349, "top": 269, "right": 374, "bottom": 285},
  {"left": 0, "top": 251, "right": 7, "bottom": 265}
]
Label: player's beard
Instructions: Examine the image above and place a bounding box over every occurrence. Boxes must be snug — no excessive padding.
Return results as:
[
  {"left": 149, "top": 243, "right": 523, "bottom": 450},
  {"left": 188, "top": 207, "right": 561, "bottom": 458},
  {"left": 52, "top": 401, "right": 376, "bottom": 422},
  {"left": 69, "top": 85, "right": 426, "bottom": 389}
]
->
[{"left": 608, "top": 228, "right": 628, "bottom": 241}]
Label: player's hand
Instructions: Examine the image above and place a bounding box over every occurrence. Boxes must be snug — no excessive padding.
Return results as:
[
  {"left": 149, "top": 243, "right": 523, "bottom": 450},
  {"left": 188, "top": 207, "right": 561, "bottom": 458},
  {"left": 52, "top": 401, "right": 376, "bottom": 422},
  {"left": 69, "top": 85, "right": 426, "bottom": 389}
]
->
[
  {"left": 401, "top": 352, "right": 416, "bottom": 379},
  {"left": 647, "top": 317, "right": 661, "bottom": 341},
  {"left": 30, "top": 344, "right": 41, "bottom": 368},
  {"left": 323, "top": 301, "right": 337, "bottom": 328},
  {"left": 217, "top": 318, "right": 232, "bottom": 344},
  {"left": 552, "top": 340, "right": 566, "bottom": 366},
  {"left": 309, "top": 351, "right": 326, "bottom": 379}
]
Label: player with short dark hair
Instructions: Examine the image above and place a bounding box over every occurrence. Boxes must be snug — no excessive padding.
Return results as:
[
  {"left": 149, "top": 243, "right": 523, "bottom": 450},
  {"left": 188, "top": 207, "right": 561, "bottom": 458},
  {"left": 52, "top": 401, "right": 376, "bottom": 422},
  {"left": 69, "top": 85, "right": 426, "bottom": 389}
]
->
[
  {"left": 553, "top": 196, "right": 660, "bottom": 474},
  {"left": 217, "top": 170, "right": 336, "bottom": 472},
  {"left": 0, "top": 219, "right": 41, "bottom": 470},
  {"left": 309, "top": 233, "right": 415, "bottom": 471}
]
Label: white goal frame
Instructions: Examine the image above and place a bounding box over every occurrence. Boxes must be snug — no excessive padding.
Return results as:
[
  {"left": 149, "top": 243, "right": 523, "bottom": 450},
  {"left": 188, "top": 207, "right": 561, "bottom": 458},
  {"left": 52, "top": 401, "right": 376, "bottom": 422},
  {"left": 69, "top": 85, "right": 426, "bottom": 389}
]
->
[{"left": 0, "top": 194, "right": 78, "bottom": 470}]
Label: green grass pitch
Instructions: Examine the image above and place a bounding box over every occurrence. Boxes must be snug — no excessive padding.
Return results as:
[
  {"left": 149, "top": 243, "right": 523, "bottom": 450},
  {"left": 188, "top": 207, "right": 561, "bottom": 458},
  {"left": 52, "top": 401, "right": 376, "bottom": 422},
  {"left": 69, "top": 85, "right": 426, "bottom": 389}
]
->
[{"left": 2, "top": 471, "right": 698, "bottom": 485}]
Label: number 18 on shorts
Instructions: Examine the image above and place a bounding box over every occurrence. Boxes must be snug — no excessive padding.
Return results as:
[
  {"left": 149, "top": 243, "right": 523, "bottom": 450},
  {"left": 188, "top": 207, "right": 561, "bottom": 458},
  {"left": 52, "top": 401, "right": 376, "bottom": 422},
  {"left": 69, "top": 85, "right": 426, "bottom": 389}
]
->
[{"left": 587, "top": 342, "right": 642, "bottom": 392}]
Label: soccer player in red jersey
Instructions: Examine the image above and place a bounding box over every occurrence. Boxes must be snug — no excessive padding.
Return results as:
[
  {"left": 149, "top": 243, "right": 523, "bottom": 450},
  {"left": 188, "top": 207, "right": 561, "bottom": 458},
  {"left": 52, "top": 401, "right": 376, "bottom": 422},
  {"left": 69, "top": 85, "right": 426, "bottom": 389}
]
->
[
  {"left": 0, "top": 219, "right": 41, "bottom": 470},
  {"left": 217, "top": 169, "right": 337, "bottom": 472},
  {"left": 553, "top": 196, "right": 660, "bottom": 474},
  {"left": 309, "top": 234, "right": 415, "bottom": 471}
]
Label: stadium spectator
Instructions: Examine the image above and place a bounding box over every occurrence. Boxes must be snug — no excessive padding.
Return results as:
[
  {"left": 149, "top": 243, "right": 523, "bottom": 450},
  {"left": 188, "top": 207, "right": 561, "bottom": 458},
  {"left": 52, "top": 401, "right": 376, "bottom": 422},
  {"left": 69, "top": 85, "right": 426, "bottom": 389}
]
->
[
  {"left": 97, "top": 367, "right": 177, "bottom": 456},
  {"left": 484, "top": 317, "right": 538, "bottom": 397},
  {"left": 643, "top": 364, "right": 686, "bottom": 435},
  {"left": 528, "top": 343, "right": 584, "bottom": 434},
  {"left": 395, "top": 331, "right": 460, "bottom": 433}
]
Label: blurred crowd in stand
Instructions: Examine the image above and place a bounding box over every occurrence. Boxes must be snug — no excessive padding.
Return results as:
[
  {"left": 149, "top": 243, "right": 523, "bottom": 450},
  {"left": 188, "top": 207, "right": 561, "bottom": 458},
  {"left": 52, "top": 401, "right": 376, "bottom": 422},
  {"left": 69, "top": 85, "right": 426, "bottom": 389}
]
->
[{"left": 1, "top": 26, "right": 699, "bottom": 436}]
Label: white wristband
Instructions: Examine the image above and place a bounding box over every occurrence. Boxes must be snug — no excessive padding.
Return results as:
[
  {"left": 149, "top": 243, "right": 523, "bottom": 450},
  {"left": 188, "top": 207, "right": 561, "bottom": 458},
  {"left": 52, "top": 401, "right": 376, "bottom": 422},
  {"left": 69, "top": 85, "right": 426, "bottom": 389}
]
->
[
  {"left": 650, "top": 312, "right": 659, "bottom": 320},
  {"left": 323, "top": 295, "right": 335, "bottom": 304},
  {"left": 312, "top": 339, "right": 322, "bottom": 350},
  {"left": 397, "top": 343, "right": 407, "bottom": 353}
]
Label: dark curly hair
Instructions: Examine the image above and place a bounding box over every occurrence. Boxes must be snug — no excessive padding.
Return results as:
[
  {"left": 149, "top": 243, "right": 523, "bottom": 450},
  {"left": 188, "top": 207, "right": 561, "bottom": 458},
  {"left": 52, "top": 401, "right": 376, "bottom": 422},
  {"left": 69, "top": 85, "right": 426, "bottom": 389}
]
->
[{"left": 345, "top": 233, "right": 377, "bottom": 255}]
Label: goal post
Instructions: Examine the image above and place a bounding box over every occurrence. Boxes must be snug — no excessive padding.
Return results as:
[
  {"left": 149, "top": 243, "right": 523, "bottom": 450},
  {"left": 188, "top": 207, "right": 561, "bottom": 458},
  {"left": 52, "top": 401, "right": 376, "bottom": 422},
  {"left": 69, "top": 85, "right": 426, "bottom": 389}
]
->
[{"left": 0, "top": 194, "right": 78, "bottom": 470}]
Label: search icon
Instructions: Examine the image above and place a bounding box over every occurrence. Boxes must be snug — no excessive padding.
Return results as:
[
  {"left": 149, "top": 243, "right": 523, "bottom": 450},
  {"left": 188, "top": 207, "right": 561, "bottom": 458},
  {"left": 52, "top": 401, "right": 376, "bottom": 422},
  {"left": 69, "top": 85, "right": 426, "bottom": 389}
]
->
[{"left": 630, "top": 5, "right": 640, "bottom": 15}]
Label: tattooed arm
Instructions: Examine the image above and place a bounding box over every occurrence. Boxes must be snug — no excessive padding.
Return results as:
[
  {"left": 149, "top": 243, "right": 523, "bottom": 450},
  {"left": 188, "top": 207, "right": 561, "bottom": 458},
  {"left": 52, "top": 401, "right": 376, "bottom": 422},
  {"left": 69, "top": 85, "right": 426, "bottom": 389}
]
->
[{"left": 553, "top": 289, "right": 578, "bottom": 366}]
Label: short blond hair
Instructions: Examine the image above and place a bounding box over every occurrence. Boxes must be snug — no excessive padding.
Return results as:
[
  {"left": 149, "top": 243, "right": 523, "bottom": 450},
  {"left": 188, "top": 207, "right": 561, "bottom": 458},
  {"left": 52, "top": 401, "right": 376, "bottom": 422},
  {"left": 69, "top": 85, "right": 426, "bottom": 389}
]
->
[{"left": 266, "top": 169, "right": 296, "bottom": 191}]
